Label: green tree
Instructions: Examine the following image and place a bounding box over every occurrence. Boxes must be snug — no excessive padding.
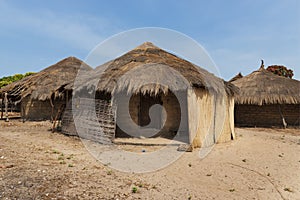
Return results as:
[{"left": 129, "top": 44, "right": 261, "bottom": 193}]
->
[
  {"left": 0, "top": 72, "right": 35, "bottom": 89},
  {"left": 266, "top": 65, "right": 294, "bottom": 78}
]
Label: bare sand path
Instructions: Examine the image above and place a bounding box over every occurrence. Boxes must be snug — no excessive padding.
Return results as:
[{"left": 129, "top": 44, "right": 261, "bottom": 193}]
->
[{"left": 0, "top": 121, "right": 299, "bottom": 199}]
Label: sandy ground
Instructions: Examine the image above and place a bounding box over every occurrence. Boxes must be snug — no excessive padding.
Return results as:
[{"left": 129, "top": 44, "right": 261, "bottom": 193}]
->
[{"left": 0, "top": 121, "right": 299, "bottom": 200}]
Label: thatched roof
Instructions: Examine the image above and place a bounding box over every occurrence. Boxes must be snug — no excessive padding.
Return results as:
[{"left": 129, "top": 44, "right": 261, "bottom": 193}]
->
[
  {"left": 229, "top": 72, "right": 243, "bottom": 82},
  {"left": 0, "top": 57, "right": 92, "bottom": 101},
  {"left": 77, "top": 42, "right": 237, "bottom": 96},
  {"left": 232, "top": 65, "right": 300, "bottom": 105}
]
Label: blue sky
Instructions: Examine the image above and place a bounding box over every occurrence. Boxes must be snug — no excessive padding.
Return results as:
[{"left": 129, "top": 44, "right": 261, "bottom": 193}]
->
[{"left": 0, "top": 0, "right": 299, "bottom": 80}]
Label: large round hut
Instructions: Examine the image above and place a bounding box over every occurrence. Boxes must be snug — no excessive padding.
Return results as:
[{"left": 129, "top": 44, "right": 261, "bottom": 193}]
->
[
  {"left": 232, "top": 62, "right": 300, "bottom": 127},
  {"left": 62, "top": 42, "right": 237, "bottom": 148},
  {"left": 0, "top": 57, "right": 92, "bottom": 121}
]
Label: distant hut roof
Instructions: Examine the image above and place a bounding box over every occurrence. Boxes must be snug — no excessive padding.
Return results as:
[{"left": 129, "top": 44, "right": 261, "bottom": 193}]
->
[
  {"left": 229, "top": 72, "right": 243, "bottom": 82},
  {"left": 232, "top": 64, "right": 300, "bottom": 105},
  {"left": 0, "top": 57, "right": 92, "bottom": 101},
  {"left": 78, "top": 42, "right": 237, "bottom": 96}
]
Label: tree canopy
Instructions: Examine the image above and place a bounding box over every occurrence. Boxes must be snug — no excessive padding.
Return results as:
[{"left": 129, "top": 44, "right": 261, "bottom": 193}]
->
[
  {"left": 0, "top": 72, "right": 35, "bottom": 88},
  {"left": 266, "top": 65, "right": 294, "bottom": 78}
]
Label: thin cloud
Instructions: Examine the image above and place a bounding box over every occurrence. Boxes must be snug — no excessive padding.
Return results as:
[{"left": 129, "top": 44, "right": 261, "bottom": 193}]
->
[{"left": 0, "top": 1, "right": 112, "bottom": 50}]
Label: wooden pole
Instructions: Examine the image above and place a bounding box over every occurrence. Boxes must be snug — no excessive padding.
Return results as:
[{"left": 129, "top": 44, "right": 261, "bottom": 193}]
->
[
  {"left": 52, "top": 104, "right": 65, "bottom": 132},
  {"left": 66, "top": 90, "right": 68, "bottom": 104},
  {"left": 10, "top": 99, "right": 13, "bottom": 113},
  {"left": 49, "top": 96, "right": 54, "bottom": 122},
  {"left": 1, "top": 95, "right": 3, "bottom": 119},
  {"left": 21, "top": 102, "right": 25, "bottom": 123},
  {"left": 4, "top": 92, "right": 9, "bottom": 122}
]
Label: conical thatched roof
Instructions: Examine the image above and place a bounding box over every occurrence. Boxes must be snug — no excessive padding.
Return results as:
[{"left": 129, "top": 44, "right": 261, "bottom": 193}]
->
[
  {"left": 232, "top": 65, "right": 300, "bottom": 105},
  {"left": 0, "top": 57, "right": 92, "bottom": 101},
  {"left": 229, "top": 72, "right": 243, "bottom": 82},
  {"left": 77, "top": 42, "right": 237, "bottom": 96}
]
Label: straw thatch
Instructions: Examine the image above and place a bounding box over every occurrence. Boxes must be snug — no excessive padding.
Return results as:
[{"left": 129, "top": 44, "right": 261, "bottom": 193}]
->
[
  {"left": 0, "top": 57, "right": 92, "bottom": 101},
  {"left": 77, "top": 42, "right": 237, "bottom": 96},
  {"left": 229, "top": 72, "right": 243, "bottom": 82},
  {"left": 232, "top": 66, "right": 300, "bottom": 106}
]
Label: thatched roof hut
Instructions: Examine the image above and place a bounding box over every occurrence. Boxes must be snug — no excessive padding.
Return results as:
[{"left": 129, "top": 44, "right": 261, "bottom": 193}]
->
[
  {"left": 0, "top": 56, "right": 92, "bottom": 121},
  {"left": 232, "top": 62, "right": 300, "bottom": 127},
  {"left": 78, "top": 42, "right": 236, "bottom": 96},
  {"left": 63, "top": 42, "right": 237, "bottom": 148}
]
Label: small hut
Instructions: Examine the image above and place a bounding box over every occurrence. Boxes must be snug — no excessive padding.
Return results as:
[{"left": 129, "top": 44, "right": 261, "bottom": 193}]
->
[
  {"left": 63, "top": 42, "right": 237, "bottom": 148},
  {"left": 232, "top": 62, "right": 300, "bottom": 127},
  {"left": 0, "top": 57, "right": 92, "bottom": 121},
  {"left": 229, "top": 72, "right": 243, "bottom": 82}
]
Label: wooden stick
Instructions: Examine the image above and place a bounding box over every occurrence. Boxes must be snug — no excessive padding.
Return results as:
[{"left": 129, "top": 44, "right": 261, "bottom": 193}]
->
[
  {"left": 278, "top": 105, "right": 287, "bottom": 128},
  {"left": 49, "top": 96, "right": 54, "bottom": 122},
  {"left": 1, "top": 95, "right": 3, "bottom": 119},
  {"left": 52, "top": 104, "right": 65, "bottom": 132},
  {"left": 4, "top": 93, "right": 9, "bottom": 122},
  {"left": 227, "top": 162, "right": 286, "bottom": 200}
]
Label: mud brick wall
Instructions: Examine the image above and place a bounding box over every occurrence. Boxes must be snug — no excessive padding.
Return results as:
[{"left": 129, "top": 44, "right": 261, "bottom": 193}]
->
[
  {"left": 235, "top": 104, "right": 300, "bottom": 127},
  {"left": 21, "top": 96, "right": 65, "bottom": 121}
]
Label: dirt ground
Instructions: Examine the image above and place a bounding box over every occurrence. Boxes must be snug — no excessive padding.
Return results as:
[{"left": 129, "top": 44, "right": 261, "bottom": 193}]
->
[{"left": 0, "top": 120, "right": 299, "bottom": 200}]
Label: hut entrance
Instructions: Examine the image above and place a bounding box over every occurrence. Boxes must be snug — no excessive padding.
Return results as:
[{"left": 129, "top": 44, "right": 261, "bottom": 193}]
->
[
  {"left": 116, "top": 90, "right": 183, "bottom": 141},
  {"left": 138, "top": 93, "right": 163, "bottom": 129}
]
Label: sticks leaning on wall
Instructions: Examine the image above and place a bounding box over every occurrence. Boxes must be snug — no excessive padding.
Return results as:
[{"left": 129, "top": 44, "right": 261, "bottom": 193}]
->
[
  {"left": 278, "top": 105, "right": 287, "bottom": 129},
  {"left": 52, "top": 104, "right": 65, "bottom": 132}
]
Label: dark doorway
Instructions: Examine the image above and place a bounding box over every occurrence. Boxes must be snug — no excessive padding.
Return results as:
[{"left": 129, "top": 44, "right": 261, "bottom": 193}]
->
[
  {"left": 138, "top": 93, "right": 163, "bottom": 129},
  {"left": 115, "top": 90, "right": 187, "bottom": 143}
]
